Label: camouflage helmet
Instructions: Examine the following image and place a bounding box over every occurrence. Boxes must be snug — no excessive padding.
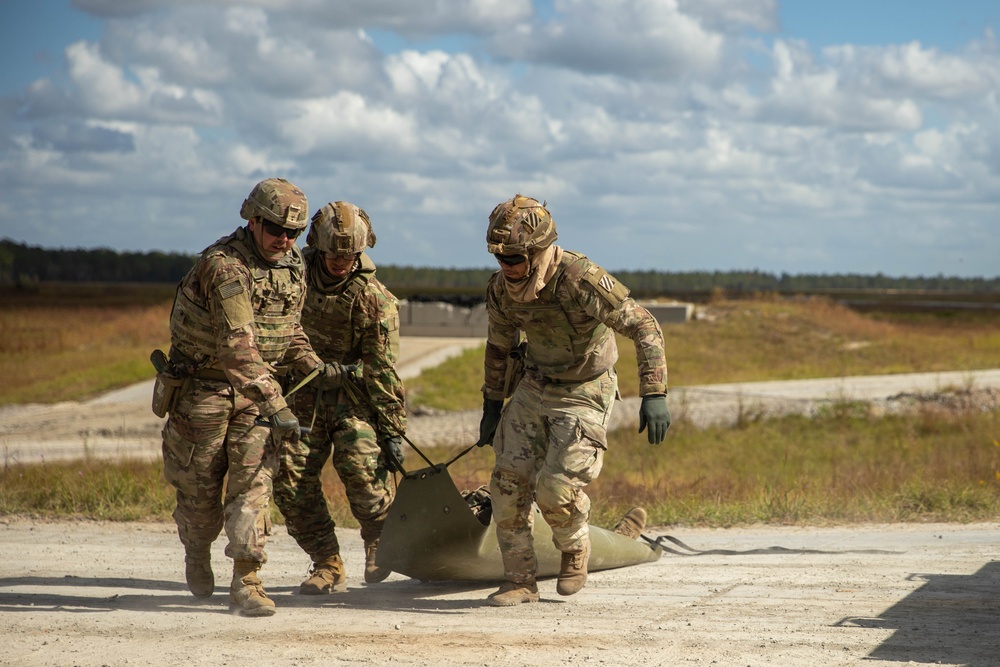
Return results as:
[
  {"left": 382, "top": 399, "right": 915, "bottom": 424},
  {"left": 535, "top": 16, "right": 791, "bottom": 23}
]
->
[
  {"left": 306, "top": 201, "right": 376, "bottom": 255},
  {"left": 239, "top": 178, "right": 309, "bottom": 229},
  {"left": 486, "top": 194, "right": 557, "bottom": 257}
]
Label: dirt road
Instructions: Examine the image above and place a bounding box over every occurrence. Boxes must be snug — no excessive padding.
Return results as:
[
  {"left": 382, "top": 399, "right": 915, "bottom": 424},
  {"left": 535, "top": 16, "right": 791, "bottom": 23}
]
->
[
  {"left": 1, "top": 334, "right": 998, "bottom": 464},
  {"left": 2, "top": 518, "right": 999, "bottom": 666}
]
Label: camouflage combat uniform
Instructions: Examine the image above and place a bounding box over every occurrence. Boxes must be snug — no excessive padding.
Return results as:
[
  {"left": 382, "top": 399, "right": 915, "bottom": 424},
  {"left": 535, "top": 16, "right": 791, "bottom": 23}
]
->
[
  {"left": 273, "top": 249, "right": 406, "bottom": 563},
  {"left": 483, "top": 249, "right": 667, "bottom": 584},
  {"left": 162, "top": 225, "right": 322, "bottom": 565}
]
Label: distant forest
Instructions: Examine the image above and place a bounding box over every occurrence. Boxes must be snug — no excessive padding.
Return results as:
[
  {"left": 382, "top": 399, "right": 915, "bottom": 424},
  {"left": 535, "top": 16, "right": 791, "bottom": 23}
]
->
[{"left": 2, "top": 239, "right": 998, "bottom": 301}]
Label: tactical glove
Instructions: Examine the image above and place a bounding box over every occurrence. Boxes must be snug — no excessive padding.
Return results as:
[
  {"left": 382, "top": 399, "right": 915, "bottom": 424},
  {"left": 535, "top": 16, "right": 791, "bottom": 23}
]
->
[
  {"left": 319, "top": 362, "right": 352, "bottom": 390},
  {"left": 379, "top": 435, "right": 405, "bottom": 473},
  {"left": 269, "top": 406, "right": 301, "bottom": 444},
  {"left": 638, "top": 395, "right": 671, "bottom": 445},
  {"left": 476, "top": 397, "right": 504, "bottom": 447}
]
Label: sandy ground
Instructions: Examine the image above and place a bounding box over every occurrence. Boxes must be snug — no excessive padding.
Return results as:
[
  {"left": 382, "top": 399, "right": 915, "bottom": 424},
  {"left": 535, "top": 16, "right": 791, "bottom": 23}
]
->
[
  {"left": 2, "top": 519, "right": 999, "bottom": 667},
  {"left": 3, "top": 340, "right": 1000, "bottom": 666}
]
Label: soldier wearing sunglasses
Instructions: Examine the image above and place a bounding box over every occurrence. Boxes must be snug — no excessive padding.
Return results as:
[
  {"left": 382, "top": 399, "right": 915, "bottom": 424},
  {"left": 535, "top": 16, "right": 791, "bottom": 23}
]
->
[
  {"left": 476, "top": 194, "right": 671, "bottom": 607},
  {"left": 159, "top": 178, "right": 345, "bottom": 617}
]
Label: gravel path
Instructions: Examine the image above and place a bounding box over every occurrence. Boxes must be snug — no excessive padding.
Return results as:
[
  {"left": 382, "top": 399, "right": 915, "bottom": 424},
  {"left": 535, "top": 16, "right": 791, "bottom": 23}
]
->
[
  {"left": 2, "top": 519, "right": 999, "bottom": 666},
  {"left": 1, "top": 336, "right": 998, "bottom": 463}
]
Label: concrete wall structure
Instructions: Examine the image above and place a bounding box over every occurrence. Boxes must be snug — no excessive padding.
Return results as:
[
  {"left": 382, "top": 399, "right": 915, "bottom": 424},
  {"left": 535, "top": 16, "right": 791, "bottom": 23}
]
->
[{"left": 398, "top": 300, "right": 691, "bottom": 337}]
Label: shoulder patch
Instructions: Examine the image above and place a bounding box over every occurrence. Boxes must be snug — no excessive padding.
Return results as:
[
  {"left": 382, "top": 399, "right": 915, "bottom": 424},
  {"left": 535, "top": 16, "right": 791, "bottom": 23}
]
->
[
  {"left": 581, "top": 265, "right": 630, "bottom": 307},
  {"left": 216, "top": 277, "right": 254, "bottom": 329},
  {"left": 219, "top": 280, "right": 244, "bottom": 300}
]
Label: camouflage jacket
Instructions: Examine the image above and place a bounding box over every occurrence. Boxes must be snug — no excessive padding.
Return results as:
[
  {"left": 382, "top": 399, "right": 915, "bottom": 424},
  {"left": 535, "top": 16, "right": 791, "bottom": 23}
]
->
[
  {"left": 169, "top": 225, "right": 322, "bottom": 417},
  {"left": 300, "top": 248, "right": 406, "bottom": 438},
  {"left": 483, "top": 248, "right": 667, "bottom": 401}
]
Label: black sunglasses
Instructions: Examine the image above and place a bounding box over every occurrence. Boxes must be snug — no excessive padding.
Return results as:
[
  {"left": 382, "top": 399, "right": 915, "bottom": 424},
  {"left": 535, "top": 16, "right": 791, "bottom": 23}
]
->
[
  {"left": 262, "top": 220, "right": 302, "bottom": 239},
  {"left": 495, "top": 253, "right": 526, "bottom": 266}
]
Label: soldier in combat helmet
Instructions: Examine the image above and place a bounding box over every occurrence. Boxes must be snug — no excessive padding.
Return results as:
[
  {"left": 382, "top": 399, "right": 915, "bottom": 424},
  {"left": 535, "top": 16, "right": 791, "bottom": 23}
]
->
[
  {"left": 273, "top": 201, "right": 407, "bottom": 594},
  {"left": 476, "top": 194, "right": 672, "bottom": 606},
  {"left": 158, "top": 178, "right": 345, "bottom": 616}
]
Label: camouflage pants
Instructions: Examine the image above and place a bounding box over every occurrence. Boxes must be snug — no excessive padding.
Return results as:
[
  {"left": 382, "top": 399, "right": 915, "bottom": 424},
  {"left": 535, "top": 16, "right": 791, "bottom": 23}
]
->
[
  {"left": 161, "top": 378, "right": 275, "bottom": 564},
  {"left": 273, "top": 387, "right": 394, "bottom": 562},
  {"left": 490, "top": 368, "right": 617, "bottom": 583}
]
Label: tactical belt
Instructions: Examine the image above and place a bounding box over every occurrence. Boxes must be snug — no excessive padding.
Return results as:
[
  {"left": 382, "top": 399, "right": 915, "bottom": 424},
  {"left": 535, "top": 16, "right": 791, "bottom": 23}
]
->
[
  {"left": 528, "top": 368, "right": 607, "bottom": 385},
  {"left": 192, "top": 368, "right": 229, "bottom": 382}
]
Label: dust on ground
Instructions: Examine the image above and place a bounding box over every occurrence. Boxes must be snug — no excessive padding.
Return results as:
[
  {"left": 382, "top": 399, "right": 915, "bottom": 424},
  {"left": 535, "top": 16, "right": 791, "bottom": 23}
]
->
[{"left": 2, "top": 518, "right": 999, "bottom": 666}]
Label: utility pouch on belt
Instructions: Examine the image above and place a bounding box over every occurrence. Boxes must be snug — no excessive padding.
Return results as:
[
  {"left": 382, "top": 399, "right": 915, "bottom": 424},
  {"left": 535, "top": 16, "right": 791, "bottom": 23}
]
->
[
  {"left": 502, "top": 341, "right": 528, "bottom": 399},
  {"left": 150, "top": 349, "right": 188, "bottom": 418}
]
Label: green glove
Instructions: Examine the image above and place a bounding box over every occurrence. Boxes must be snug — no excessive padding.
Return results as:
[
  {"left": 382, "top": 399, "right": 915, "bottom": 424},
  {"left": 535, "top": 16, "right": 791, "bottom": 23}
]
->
[
  {"left": 379, "top": 435, "right": 405, "bottom": 473},
  {"left": 320, "top": 362, "right": 353, "bottom": 390},
  {"left": 476, "top": 398, "right": 504, "bottom": 447},
  {"left": 638, "top": 395, "right": 671, "bottom": 445},
  {"left": 269, "top": 406, "right": 301, "bottom": 444}
]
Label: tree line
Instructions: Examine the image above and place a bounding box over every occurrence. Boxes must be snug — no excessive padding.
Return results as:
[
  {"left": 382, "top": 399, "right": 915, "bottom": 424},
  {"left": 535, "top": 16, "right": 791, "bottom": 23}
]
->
[{"left": 2, "top": 239, "right": 997, "bottom": 298}]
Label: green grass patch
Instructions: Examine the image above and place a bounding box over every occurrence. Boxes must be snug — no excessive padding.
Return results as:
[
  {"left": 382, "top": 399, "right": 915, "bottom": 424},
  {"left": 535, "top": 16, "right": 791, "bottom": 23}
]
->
[
  {"left": 0, "top": 457, "right": 176, "bottom": 521},
  {"left": 7, "top": 405, "right": 998, "bottom": 528},
  {"left": 585, "top": 402, "right": 1000, "bottom": 528}
]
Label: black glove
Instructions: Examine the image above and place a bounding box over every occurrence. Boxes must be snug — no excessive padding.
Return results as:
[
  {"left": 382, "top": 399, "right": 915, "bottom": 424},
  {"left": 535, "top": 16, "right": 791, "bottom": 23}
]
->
[
  {"left": 638, "top": 395, "right": 671, "bottom": 445},
  {"left": 476, "top": 397, "right": 504, "bottom": 447},
  {"left": 319, "top": 362, "right": 352, "bottom": 390},
  {"left": 269, "top": 406, "right": 301, "bottom": 444},
  {"left": 379, "top": 435, "right": 405, "bottom": 473}
]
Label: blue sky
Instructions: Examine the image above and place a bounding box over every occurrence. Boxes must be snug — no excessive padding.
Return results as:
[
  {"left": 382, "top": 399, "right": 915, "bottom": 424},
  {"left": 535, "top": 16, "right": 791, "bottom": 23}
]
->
[{"left": 1, "top": 0, "right": 998, "bottom": 277}]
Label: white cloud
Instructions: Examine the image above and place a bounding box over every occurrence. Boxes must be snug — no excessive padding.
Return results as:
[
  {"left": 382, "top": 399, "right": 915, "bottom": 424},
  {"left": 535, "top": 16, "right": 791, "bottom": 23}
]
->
[
  {"left": 279, "top": 92, "right": 418, "bottom": 156},
  {"left": 827, "top": 41, "right": 1000, "bottom": 101},
  {"left": 59, "top": 41, "right": 224, "bottom": 124},
  {"left": 492, "top": 0, "right": 725, "bottom": 80},
  {"left": 676, "top": 0, "right": 778, "bottom": 33}
]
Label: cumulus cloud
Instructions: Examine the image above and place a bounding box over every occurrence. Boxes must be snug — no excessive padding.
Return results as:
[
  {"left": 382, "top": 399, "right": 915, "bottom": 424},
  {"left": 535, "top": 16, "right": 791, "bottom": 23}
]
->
[
  {"left": 0, "top": 0, "right": 996, "bottom": 276},
  {"left": 490, "top": 0, "right": 725, "bottom": 80}
]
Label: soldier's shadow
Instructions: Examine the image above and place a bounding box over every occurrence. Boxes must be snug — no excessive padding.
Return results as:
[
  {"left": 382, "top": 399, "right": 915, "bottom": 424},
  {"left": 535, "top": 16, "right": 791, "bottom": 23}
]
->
[
  {"left": 0, "top": 575, "right": 224, "bottom": 614},
  {"left": 835, "top": 560, "right": 1000, "bottom": 667},
  {"left": 0, "top": 575, "right": 553, "bottom": 615},
  {"left": 271, "top": 577, "right": 564, "bottom": 612}
]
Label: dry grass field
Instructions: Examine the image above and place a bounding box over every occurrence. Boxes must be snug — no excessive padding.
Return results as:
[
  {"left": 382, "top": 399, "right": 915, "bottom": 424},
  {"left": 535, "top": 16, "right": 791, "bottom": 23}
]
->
[{"left": 2, "top": 283, "right": 998, "bottom": 526}]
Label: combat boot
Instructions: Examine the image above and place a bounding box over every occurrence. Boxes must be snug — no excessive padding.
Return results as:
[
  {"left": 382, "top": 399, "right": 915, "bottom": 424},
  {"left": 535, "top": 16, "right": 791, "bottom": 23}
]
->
[
  {"left": 229, "top": 559, "right": 276, "bottom": 617},
  {"left": 300, "top": 554, "right": 347, "bottom": 594},
  {"left": 184, "top": 550, "right": 214, "bottom": 598},
  {"left": 364, "top": 539, "right": 391, "bottom": 584},
  {"left": 556, "top": 544, "right": 590, "bottom": 596},
  {"left": 613, "top": 506, "right": 648, "bottom": 540},
  {"left": 487, "top": 579, "right": 540, "bottom": 607}
]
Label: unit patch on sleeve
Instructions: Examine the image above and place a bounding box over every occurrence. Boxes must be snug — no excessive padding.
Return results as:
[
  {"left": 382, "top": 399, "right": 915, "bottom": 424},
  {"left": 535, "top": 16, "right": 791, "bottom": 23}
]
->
[{"left": 582, "top": 265, "right": 630, "bottom": 307}]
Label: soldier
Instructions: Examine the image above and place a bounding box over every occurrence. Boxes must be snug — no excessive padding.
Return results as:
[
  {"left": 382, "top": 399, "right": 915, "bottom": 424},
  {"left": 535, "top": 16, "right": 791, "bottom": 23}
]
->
[
  {"left": 273, "top": 201, "right": 407, "bottom": 594},
  {"left": 158, "top": 178, "right": 342, "bottom": 617},
  {"left": 476, "top": 194, "right": 671, "bottom": 606}
]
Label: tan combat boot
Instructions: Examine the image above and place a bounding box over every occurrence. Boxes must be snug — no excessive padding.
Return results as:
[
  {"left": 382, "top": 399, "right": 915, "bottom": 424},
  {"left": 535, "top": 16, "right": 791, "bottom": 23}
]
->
[
  {"left": 229, "top": 559, "right": 276, "bottom": 617},
  {"left": 487, "top": 579, "right": 540, "bottom": 607},
  {"left": 613, "top": 506, "right": 648, "bottom": 540},
  {"left": 300, "top": 554, "right": 347, "bottom": 594},
  {"left": 184, "top": 550, "right": 214, "bottom": 598},
  {"left": 556, "top": 544, "right": 590, "bottom": 596},
  {"left": 364, "top": 540, "right": 391, "bottom": 584}
]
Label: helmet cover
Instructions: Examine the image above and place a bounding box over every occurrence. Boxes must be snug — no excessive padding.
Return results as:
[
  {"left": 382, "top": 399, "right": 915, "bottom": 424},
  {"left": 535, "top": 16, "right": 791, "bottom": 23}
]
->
[
  {"left": 486, "top": 194, "right": 557, "bottom": 257},
  {"left": 306, "top": 201, "right": 376, "bottom": 255},
  {"left": 239, "top": 178, "right": 309, "bottom": 229}
]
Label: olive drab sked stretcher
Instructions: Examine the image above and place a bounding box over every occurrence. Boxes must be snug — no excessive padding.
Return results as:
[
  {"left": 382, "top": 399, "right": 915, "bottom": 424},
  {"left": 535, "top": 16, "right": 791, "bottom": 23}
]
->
[
  {"left": 333, "top": 372, "right": 662, "bottom": 581},
  {"left": 376, "top": 462, "right": 662, "bottom": 582}
]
